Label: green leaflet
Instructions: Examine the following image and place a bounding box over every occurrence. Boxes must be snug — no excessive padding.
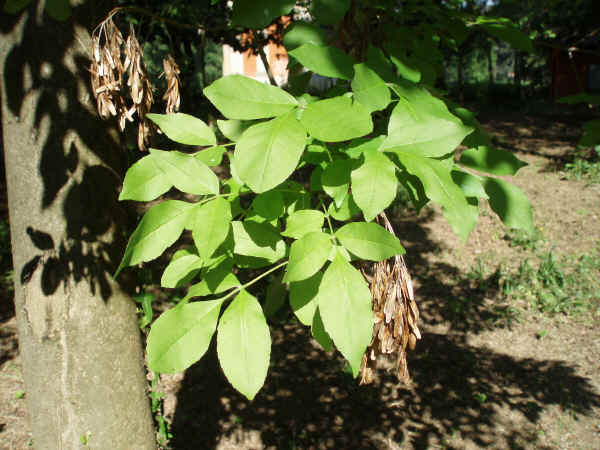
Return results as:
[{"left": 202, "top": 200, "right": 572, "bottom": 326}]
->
[
  {"left": 283, "top": 231, "right": 332, "bottom": 282},
  {"left": 328, "top": 194, "right": 361, "bottom": 221},
  {"left": 263, "top": 274, "right": 287, "bottom": 319},
  {"left": 451, "top": 169, "right": 489, "bottom": 199},
  {"left": 281, "top": 209, "right": 325, "bottom": 239},
  {"left": 289, "top": 44, "right": 355, "bottom": 80},
  {"left": 147, "top": 299, "right": 223, "bottom": 373},
  {"left": 321, "top": 159, "right": 353, "bottom": 207},
  {"left": 231, "top": 220, "right": 286, "bottom": 266},
  {"left": 204, "top": 75, "right": 298, "bottom": 120},
  {"left": 351, "top": 63, "right": 391, "bottom": 112},
  {"left": 146, "top": 113, "right": 216, "bottom": 146},
  {"left": 318, "top": 252, "right": 373, "bottom": 377},
  {"left": 381, "top": 118, "right": 473, "bottom": 158},
  {"left": 283, "top": 22, "right": 328, "bottom": 51},
  {"left": 335, "top": 222, "right": 405, "bottom": 261},
  {"left": 252, "top": 190, "right": 285, "bottom": 221},
  {"left": 189, "top": 198, "right": 232, "bottom": 262},
  {"left": 365, "top": 45, "right": 396, "bottom": 83},
  {"left": 217, "top": 119, "right": 253, "bottom": 142},
  {"left": 483, "top": 177, "right": 534, "bottom": 234},
  {"left": 311, "top": 308, "right": 332, "bottom": 352},
  {"left": 474, "top": 17, "right": 533, "bottom": 53},
  {"left": 232, "top": 0, "right": 295, "bottom": 29},
  {"left": 149, "top": 149, "right": 219, "bottom": 196},
  {"left": 289, "top": 272, "right": 322, "bottom": 325},
  {"left": 116, "top": 200, "right": 192, "bottom": 276},
  {"left": 310, "top": 0, "right": 351, "bottom": 25},
  {"left": 459, "top": 146, "right": 527, "bottom": 176},
  {"left": 161, "top": 254, "right": 203, "bottom": 288},
  {"left": 194, "top": 146, "right": 226, "bottom": 167},
  {"left": 385, "top": 42, "right": 421, "bottom": 83},
  {"left": 398, "top": 154, "right": 476, "bottom": 242},
  {"left": 300, "top": 96, "right": 373, "bottom": 142},
  {"left": 119, "top": 155, "right": 171, "bottom": 202},
  {"left": 343, "top": 136, "right": 386, "bottom": 159},
  {"left": 351, "top": 148, "right": 397, "bottom": 221},
  {"left": 217, "top": 290, "right": 271, "bottom": 400},
  {"left": 233, "top": 113, "right": 306, "bottom": 193}
]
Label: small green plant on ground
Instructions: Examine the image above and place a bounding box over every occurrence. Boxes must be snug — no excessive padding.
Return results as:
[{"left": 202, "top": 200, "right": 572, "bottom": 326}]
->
[
  {"left": 504, "top": 226, "right": 545, "bottom": 250},
  {"left": 501, "top": 248, "right": 600, "bottom": 315},
  {"left": 563, "top": 147, "right": 600, "bottom": 183}
]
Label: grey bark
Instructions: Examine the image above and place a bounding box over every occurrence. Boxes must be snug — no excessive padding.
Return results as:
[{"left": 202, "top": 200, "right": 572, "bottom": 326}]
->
[{"left": 1, "top": 3, "right": 155, "bottom": 449}]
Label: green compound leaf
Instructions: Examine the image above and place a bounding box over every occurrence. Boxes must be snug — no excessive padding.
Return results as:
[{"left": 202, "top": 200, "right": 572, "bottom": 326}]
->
[
  {"left": 300, "top": 96, "right": 373, "bottom": 142},
  {"left": 234, "top": 113, "right": 306, "bottom": 193},
  {"left": 116, "top": 200, "right": 192, "bottom": 277},
  {"left": 289, "top": 271, "right": 323, "bottom": 325},
  {"left": 204, "top": 75, "right": 298, "bottom": 120},
  {"left": 459, "top": 146, "right": 528, "bottom": 176},
  {"left": 342, "top": 136, "right": 386, "bottom": 159},
  {"left": 483, "top": 177, "right": 534, "bottom": 234},
  {"left": 398, "top": 154, "right": 476, "bottom": 242},
  {"left": 283, "top": 22, "right": 329, "bottom": 51},
  {"left": 289, "top": 44, "right": 355, "bottom": 80},
  {"left": 318, "top": 252, "right": 373, "bottom": 377},
  {"left": 189, "top": 198, "right": 232, "bottom": 262},
  {"left": 284, "top": 231, "right": 332, "bottom": 283},
  {"left": 147, "top": 299, "right": 223, "bottom": 373},
  {"left": 119, "top": 155, "right": 171, "bottom": 202},
  {"left": 149, "top": 149, "right": 219, "bottom": 196},
  {"left": 184, "top": 273, "right": 240, "bottom": 301},
  {"left": 194, "top": 146, "right": 226, "bottom": 167},
  {"left": 161, "top": 253, "right": 203, "bottom": 288},
  {"left": 232, "top": 0, "right": 295, "bottom": 29},
  {"left": 281, "top": 209, "right": 325, "bottom": 239},
  {"left": 311, "top": 308, "right": 332, "bottom": 352},
  {"left": 231, "top": 220, "right": 286, "bottom": 266},
  {"left": 217, "top": 290, "right": 271, "bottom": 401},
  {"left": 335, "top": 222, "right": 405, "bottom": 261},
  {"left": 351, "top": 63, "right": 391, "bottom": 113},
  {"left": 321, "top": 159, "right": 353, "bottom": 207},
  {"left": 146, "top": 113, "right": 216, "bottom": 146},
  {"left": 310, "top": 0, "right": 351, "bottom": 25},
  {"left": 351, "top": 149, "right": 397, "bottom": 222}
]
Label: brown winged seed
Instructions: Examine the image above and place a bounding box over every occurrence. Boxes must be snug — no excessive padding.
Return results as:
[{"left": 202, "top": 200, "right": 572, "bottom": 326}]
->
[{"left": 359, "top": 212, "right": 420, "bottom": 385}]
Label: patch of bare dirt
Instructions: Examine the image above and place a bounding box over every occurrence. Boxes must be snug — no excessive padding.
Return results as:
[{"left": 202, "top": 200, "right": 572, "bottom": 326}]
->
[{"left": 1, "top": 111, "right": 599, "bottom": 449}]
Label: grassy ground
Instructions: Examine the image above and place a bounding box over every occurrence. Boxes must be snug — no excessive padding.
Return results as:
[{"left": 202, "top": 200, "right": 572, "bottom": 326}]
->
[{"left": 1, "top": 110, "right": 599, "bottom": 449}]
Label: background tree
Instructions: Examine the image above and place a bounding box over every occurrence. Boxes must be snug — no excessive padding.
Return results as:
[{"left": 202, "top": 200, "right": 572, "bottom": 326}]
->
[{"left": 0, "top": 1, "right": 155, "bottom": 447}]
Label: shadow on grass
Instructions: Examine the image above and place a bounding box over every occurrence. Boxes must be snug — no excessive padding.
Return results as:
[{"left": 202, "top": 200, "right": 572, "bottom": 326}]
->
[{"left": 169, "top": 209, "right": 599, "bottom": 449}]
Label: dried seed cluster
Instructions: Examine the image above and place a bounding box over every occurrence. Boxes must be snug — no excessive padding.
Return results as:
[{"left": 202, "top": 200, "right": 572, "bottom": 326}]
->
[
  {"left": 360, "top": 212, "right": 421, "bottom": 385},
  {"left": 90, "top": 12, "right": 181, "bottom": 150}
]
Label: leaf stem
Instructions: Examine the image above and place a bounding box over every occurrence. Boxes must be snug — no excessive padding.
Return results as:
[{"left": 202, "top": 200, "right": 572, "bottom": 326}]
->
[
  {"left": 320, "top": 199, "right": 336, "bottom": 242},
  {"left": 221, "top": 261, "right": 288, "bottom": 302}
]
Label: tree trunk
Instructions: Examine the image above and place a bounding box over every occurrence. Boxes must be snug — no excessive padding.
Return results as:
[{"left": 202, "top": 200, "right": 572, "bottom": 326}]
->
[{"left": 0, "top": 3, "right": 156, "bottom": 449}]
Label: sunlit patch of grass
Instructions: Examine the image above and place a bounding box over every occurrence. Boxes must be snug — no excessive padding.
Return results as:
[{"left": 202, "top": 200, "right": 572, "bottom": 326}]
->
[
  {"left": 500, "top": 248, "right": 600, "bottom": 316},
  {"left": 563, "top": 147, "right": 600, "bottom": 184}
]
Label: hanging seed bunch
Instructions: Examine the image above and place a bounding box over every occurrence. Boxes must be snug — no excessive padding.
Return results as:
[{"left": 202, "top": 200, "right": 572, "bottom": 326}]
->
[
  {"left": 360, "top": 212, "right": 421, "bottom": 385},
  {"left": 161, "top": 55, "right": 181, "bottom": 114},
  {"left": 90, "top": 11, "right": 181, "bottom": 150}
]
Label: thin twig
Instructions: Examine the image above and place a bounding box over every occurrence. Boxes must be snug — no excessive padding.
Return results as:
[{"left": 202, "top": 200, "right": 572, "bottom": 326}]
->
[{"left": 258, "top": 46, "right": 278, "bottom": 86}]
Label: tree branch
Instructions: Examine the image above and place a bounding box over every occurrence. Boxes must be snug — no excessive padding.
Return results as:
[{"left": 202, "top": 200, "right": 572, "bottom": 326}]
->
[{"left": 258, "top": 46, "right": 278, "bottom": 86}]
